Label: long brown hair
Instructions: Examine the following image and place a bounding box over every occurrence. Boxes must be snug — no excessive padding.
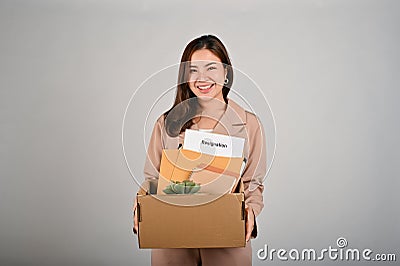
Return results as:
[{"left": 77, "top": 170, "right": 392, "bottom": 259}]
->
[{"left": 164, "top": 35, "right": 233, "bottom": 137}]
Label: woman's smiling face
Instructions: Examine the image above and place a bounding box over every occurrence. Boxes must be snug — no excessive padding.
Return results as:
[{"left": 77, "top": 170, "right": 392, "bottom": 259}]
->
[{"left": 188, "top": 49, "right": 227, "bottom": 101}]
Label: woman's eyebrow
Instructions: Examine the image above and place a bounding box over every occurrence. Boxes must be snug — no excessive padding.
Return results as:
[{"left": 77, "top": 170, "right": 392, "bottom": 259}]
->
[
  {"left": 189, "top": 62, "right": 217, "bottom": 68},
  {"left": 205, "top": 62, "right": 217, "bottom": 67}
]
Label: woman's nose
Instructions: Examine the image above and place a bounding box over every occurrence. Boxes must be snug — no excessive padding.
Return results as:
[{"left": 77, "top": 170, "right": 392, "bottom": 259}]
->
[{"left": 197, "top": 70, "right": 208, "bottom": 81}]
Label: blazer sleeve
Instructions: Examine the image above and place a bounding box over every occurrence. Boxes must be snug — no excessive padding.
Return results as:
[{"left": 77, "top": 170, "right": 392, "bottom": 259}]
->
[
  {"left": 133, "top": 115, "right": 164, "bottom": 213},
  {"left": 143, "top": 115, "right": 164, "bottom": 182},
  {"left": 242, "top": 112, "right": 267, "bottom": 238}
]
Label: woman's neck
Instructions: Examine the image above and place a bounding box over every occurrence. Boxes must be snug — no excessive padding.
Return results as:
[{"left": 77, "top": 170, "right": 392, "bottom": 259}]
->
[
  {"left": 193, "top": 97, "right": 227, "bottom": 128},
  {"left": 197, "top": 97, "right": 227, "bottom": 113}
]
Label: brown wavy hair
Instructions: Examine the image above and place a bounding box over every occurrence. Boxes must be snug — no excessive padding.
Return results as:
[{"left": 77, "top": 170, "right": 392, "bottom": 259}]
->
[{"left": 164, "top": 35, "right": 233, "bottom": 137}]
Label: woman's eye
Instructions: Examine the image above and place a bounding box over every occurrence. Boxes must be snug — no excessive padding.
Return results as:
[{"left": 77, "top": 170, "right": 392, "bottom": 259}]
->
[
  {"left": 189, "top": 69, "right": 197, "bottom": 73},
  {"left": 207, "top": 66, "right": 217, "bottom": 71}
]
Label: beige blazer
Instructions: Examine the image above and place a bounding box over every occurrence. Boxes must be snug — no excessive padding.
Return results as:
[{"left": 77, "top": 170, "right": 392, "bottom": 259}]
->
[{"left": 138, "top": 98, "right": 267, "bottom": 237}]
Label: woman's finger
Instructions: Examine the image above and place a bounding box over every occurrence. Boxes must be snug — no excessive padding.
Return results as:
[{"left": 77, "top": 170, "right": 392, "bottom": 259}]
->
[
  {"left": 245, "top": 206, "right": 254, "bottom": 242},
  {"left": 133, "top": 207, "right": 138, "bottom": 235}
]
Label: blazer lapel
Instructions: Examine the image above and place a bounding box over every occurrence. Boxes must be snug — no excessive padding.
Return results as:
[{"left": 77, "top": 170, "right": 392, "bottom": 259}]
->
[{"left": 213, "top": 98, "right": 247, "bottom": 139}]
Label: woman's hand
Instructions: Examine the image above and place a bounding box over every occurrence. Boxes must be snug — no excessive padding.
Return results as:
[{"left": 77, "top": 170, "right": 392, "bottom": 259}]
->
[{"left": 245, "top": 204, "right": 255, "bottom": 242}]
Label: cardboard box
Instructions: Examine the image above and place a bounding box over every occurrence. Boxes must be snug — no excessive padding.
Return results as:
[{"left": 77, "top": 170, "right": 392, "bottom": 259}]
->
[{"left": 136, "top": 178, "right": 246, "bottom": 248}]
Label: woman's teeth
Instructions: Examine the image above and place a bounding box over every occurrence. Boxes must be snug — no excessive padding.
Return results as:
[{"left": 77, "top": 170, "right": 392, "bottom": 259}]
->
[{"left": 197, "top": 84, "right": 213, "bottom": 90}]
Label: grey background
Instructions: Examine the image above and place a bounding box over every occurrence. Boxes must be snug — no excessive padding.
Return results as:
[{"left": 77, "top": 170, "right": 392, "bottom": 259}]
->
[{"left": 1, "top": 0, "right": 399, "bottom": 265}]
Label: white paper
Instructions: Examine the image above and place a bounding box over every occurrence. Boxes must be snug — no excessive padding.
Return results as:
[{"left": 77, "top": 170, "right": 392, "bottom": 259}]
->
[{"left": 183, "top": 129, "right": 245, "bottom": 158}]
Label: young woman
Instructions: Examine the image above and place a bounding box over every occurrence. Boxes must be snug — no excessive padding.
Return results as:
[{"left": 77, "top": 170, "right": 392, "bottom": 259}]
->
[{"left": 134, "top": 35, "right": 267, "bottom": 266}]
